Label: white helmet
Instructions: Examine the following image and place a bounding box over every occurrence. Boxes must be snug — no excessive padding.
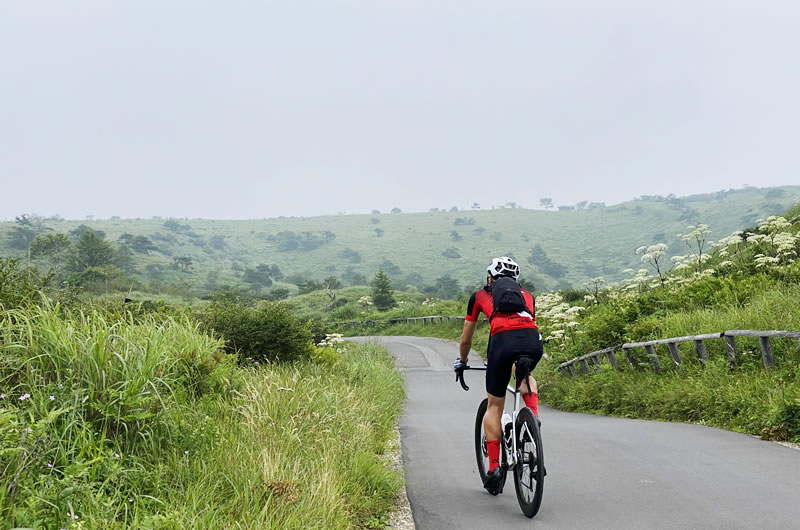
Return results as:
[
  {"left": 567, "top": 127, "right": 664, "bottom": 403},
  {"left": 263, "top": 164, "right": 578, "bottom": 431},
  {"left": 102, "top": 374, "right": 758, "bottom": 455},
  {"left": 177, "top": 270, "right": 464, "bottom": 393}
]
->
[{"left": 487, "top": 256, "right": 520, "bottom": 280}]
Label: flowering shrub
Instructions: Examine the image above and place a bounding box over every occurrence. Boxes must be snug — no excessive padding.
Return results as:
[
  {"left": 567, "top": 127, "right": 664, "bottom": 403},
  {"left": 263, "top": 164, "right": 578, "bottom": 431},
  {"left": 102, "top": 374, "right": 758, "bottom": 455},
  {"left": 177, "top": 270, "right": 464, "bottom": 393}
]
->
[
  {"left": 536, "top": 292, "right": 585, "bottom": 345},
  {"left": 358, "top": 295, "right": 373, "bottom": 308}
]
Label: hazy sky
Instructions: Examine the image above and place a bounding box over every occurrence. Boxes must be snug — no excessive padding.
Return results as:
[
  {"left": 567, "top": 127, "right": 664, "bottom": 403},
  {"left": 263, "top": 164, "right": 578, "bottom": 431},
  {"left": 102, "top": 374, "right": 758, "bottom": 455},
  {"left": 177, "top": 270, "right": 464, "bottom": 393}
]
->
[{"left": 2, "top": 1, "right": 798, "bottom": 220}]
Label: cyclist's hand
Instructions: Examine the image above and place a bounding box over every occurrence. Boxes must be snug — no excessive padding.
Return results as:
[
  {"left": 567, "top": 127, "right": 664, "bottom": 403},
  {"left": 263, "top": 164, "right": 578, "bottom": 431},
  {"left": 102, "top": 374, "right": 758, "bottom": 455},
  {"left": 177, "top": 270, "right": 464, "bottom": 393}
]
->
[{"left": 453, "top": 358, "right": 468, "bottom": 373}]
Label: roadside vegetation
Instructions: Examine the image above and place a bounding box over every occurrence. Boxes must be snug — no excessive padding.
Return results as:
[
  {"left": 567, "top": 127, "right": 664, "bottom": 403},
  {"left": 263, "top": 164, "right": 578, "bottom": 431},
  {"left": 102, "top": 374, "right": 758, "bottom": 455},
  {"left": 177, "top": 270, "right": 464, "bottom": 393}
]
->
[
  {"left": 333, "top": 204, "right": 800, "bottom": 443},
  {"left": 0, "top": 264, "right": 405, "bottom": 529}
]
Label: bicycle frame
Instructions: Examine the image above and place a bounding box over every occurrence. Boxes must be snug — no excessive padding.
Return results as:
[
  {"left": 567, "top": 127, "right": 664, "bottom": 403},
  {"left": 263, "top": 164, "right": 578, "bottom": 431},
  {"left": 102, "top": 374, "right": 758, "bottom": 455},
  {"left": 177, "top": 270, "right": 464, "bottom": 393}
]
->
[{"left": 457, "top": 365, "right": 526, "bottom": 470}]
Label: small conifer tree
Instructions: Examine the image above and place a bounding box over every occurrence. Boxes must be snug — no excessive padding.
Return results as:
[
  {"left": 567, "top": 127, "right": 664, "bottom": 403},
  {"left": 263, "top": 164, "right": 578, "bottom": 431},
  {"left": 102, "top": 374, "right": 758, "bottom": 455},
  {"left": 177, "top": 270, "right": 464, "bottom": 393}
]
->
[{"left": 372, "top": 269, "right": 396, "bottom": 311}]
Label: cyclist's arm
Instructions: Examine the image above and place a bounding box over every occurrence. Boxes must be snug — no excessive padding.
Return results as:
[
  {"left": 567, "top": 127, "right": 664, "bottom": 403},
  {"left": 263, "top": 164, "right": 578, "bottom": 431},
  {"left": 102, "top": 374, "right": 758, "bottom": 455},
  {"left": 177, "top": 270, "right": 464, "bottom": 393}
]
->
[{"left": 458, "top": 320, "right": 477, "bottom": 363}]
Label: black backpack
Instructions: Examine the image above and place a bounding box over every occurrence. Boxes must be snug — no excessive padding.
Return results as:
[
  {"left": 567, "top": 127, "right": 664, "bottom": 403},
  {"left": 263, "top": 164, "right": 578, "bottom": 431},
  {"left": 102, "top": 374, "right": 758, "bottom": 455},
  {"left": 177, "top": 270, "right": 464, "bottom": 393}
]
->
[{"left": 490, "top": 277, "right": 533, "bottom": 320}]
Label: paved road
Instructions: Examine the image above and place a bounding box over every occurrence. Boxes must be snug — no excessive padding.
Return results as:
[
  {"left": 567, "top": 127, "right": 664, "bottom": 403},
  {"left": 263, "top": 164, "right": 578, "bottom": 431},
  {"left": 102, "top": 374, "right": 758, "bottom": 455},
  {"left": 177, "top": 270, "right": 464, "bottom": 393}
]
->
[{"left": 349, "top": 336, "right": 800, "bottom": 529}]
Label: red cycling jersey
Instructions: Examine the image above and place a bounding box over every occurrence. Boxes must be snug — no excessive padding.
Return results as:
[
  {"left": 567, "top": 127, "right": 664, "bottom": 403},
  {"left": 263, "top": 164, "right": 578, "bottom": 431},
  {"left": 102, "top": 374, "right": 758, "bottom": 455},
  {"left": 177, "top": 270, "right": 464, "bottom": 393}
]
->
[{"left": 465, "top": 287, "right": 538, "bottom": 336}]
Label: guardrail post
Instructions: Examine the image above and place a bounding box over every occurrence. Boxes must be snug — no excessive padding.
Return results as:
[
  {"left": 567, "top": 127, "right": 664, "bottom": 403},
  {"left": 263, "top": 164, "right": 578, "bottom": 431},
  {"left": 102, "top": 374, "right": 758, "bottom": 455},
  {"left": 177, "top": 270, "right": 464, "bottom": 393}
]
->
[
  {"left": 579, "top": 358, "right": 591, "bottom": 373},
  {"left": 625, "top": 350, "right": 636, "bottom": 368},
  {"left": 604, "top": 350, "right": 618, "bottom": 370},
  {"left": 645, "top": 345, "right": 662, "bottom": 374},
  {"left": 667, "top": 343, "right": 681, "bottom": 367},
  {"left": 590, "top": 355, "right": 602, "bottom": 369},
  {"left": 724, "top": 336, "right": 737, "bottom": 362},
  {"left": 568, "top": 363, "right": 578, "bottom": 377},
  {"left": 694, "top": 340, "right": 708, "bottom": 367},
  {"left": 758, "top": 336, "right": 775, "bottom": 368}
]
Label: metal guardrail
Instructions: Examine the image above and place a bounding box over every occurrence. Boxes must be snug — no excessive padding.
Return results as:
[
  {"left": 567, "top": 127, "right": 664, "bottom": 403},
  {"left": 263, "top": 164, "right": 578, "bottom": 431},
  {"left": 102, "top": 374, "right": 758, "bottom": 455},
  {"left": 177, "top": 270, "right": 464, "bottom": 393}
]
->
[
  {"left": 333, "top": 315, "right": 467, "bottom": 328},
  {"left": 558, "top": 330, "right": 800, "bottom": 376}
]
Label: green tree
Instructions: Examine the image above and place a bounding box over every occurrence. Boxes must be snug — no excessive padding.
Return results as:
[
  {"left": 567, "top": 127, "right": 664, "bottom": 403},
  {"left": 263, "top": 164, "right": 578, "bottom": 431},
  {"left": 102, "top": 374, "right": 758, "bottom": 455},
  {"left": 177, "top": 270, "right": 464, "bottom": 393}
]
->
[
  {"left": 69, "top": 224, "right": 105, "bottom": 240},
  {"left": 119, "top": 233, "right": 157, "bottom": 254},
  {"left": 114, "top": 244, "right": 137, "bottom": 273},
  {"left": 298, "top": 279, "right": 321, "bottom": 294},
  {"left": 29, "top": 233, "right": 72, "bottom": 271},
  {"left": 265, "top": 287, "right": 290, "bottom": 301},
  {"left": 433, "top": 274, "right": 461, "bottom": 299},
  {"left": 349, "top": 272, "right": 368, "bottom": 286},
  {"left": 209, "top": 235, "right": 226, "bottom": 250},
  {"left": 146, "top": 263, "right": 166, "bottom": 280},
  {"left": 8, "top": 215, "right": 50, "bottom": 250},
  {"left": 172, "top": 256, "right": 194, "bottom": 271},
  {"left": 340, "top": 248, "right": 361, "bottom": 263},
  {"left": 372, "top": 269, "right": 396, "bottom": 311},
  {"left": 244, "top": 264, "right": 273, "bottom": 289},
  {"left": 322, "top": 275, "right": 342, "bottom": 290},
  {"left": 442, "top": 247, "right": 461, "bottom": 259},
  {"left": 71, "top": 231, "right": 115, "bottom": 272},
  {"left": 270, "top": 265, "right": 284, "bottom": 281}
]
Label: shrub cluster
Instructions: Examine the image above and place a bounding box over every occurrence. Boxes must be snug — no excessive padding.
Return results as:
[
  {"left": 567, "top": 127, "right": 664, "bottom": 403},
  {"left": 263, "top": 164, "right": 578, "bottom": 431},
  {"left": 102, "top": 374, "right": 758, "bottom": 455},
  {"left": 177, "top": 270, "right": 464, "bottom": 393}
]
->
[{"left": 197, "top": 301, "right": 315, "bottom": 363}]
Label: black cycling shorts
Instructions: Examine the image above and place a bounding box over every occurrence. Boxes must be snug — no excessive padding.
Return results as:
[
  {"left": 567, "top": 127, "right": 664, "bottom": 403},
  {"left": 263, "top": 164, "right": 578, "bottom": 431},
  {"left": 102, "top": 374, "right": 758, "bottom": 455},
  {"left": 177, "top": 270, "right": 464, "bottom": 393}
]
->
[{"left": 485, "top": 328, "right": 543, "bottom": 398}]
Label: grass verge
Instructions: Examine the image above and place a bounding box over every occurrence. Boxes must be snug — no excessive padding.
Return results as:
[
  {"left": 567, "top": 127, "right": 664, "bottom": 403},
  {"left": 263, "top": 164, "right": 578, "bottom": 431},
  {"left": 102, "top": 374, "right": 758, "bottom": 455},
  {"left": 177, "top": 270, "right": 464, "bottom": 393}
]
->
[
  {"left": 0, "top": 302, "right": 405, "bottom": 529},
  {"left": 538, "top": 358, "right": 800, "bottom": 442}
]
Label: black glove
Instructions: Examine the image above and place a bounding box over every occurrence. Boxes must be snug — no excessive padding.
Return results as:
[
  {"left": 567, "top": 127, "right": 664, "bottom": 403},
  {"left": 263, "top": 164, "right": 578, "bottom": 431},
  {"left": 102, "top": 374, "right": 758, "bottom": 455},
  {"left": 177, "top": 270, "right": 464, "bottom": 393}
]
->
[{"left": 453, "top": 358, "right": 468, "bottom": 373}]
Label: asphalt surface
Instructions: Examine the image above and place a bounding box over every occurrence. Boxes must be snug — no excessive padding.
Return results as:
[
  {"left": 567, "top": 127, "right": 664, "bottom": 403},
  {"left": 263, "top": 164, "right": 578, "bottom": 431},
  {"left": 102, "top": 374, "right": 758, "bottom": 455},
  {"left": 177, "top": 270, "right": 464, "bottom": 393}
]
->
[{"left": 349, "top": 335, "right": 800, "bottom": 529}]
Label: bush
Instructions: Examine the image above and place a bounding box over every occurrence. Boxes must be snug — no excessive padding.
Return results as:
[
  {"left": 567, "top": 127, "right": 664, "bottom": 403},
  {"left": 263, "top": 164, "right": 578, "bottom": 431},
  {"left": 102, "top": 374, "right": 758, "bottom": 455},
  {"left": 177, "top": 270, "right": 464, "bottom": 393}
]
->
[
  {"left": 579, "top": 303, "right": 629, "bottom": 349},
  {"left": 198, "top": 301, "right": 314, "bottom": 363},
  {"left": 0, "top": 258, "right": 52, "bottom": 310}
]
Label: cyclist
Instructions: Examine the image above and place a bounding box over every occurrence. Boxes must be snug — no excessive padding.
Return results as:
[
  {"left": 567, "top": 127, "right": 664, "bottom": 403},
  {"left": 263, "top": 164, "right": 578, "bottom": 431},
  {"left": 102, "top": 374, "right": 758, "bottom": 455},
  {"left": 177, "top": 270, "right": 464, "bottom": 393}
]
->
[{"left": 454, "top": 256, "right": 543, "bottom": 494}]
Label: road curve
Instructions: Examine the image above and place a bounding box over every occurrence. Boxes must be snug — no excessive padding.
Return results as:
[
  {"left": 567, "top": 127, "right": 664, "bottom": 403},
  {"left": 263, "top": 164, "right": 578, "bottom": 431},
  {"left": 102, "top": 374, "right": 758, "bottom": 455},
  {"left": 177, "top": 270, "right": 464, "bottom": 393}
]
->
[{"left": 349, "top": 335, "right": 800, "bottom": 529}]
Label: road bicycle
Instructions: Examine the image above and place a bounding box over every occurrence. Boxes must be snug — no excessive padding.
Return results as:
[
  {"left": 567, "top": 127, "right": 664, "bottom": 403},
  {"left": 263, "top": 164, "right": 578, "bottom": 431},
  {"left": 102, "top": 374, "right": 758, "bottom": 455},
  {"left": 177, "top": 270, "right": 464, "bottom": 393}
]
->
[{"left": 457, "top": 362, "right": 545, "bottom": 518}]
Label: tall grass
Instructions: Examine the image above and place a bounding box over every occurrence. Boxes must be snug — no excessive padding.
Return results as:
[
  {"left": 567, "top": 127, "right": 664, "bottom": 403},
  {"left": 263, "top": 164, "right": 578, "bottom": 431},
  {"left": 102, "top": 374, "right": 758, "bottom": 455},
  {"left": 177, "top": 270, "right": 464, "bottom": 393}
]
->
[{"left": 0, "top": 302, "right": 405, "bottom": 528}]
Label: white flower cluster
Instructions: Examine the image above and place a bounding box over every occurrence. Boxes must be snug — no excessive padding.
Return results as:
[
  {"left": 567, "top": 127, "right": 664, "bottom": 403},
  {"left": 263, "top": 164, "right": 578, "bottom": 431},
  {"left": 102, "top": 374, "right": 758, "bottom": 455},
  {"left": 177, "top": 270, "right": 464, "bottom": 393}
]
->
[
  {"left": 421, "top": 298, "right": 436, "bottom": 306},
  {"left": 621, "top": 268, "right": 650, "bottom": 291},
  {"left": 317, "top": 333, "right": 345, "bottom": 347},
  {"left": 537, "top": 292, "right": 584, "bottom": 343},
  {"left": 317, "top": 333, "right": 348, "bottom": 354},
  {"left": 741, "top": 216, "right": 798, "bottom": 267},
  {"left": 636, "top": 243, "right": 667, "bottom": 263},
  {"left": 358, "top": 296, "right": 373, "bottom": 307},
  {"left": 676, "top": 224, "right": 714, "bottom": 274}
]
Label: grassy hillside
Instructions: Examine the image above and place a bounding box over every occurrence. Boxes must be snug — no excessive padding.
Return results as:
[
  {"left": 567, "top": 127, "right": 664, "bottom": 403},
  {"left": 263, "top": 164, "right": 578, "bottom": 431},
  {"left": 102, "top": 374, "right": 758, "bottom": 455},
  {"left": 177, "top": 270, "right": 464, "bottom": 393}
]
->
[{"left": 2, "top": 186, "right": 799, "bottom": 296}]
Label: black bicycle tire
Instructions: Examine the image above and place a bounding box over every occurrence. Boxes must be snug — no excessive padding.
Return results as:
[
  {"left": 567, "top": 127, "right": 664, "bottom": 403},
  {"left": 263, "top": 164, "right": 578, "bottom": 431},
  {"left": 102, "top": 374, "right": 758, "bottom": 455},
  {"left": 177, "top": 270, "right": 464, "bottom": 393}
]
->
[
  {"left": 513, "top": 407, "right": 544, "bottom": 518},
  {"left": 474, "top": 398, "right": 507, "bottom": 491},
  {"left": 474, "top": 398, "right": 490, "bottom": 484}
]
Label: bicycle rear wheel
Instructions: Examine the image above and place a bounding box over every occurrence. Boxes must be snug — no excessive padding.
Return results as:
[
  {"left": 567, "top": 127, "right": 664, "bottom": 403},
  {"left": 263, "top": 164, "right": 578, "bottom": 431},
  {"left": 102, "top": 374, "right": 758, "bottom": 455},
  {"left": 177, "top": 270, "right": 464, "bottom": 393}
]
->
[
  {"left": 513, "top": 407, "right": 544, "bottom": 518},
  {"left": 474, "top": 398, "right": 507, "bottom": 491}
]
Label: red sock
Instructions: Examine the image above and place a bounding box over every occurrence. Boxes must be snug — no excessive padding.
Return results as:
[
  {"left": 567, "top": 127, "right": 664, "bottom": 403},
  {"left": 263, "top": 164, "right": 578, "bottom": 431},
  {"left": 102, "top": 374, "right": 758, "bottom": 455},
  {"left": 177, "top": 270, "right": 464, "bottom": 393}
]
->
[
  {"left": 523, "top": 392, "right": 538, "bottom": 416},
  {"left": 487, "top": 440, "right": 501, "bottom": 471}
]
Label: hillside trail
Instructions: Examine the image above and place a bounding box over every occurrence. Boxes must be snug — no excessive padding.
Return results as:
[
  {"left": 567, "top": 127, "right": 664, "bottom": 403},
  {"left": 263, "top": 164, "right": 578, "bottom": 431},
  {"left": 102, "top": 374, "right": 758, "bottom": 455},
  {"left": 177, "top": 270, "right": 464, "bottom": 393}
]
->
[{"left": 350, "top": 335, "right": 800, "bottom": 530}]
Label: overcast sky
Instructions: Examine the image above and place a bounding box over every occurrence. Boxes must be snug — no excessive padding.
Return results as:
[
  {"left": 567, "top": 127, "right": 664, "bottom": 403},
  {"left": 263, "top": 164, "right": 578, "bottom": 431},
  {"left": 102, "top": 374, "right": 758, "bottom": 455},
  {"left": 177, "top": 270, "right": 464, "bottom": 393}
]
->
[{"left": 1, "top": 1, "right": 798, "bottom": 220}]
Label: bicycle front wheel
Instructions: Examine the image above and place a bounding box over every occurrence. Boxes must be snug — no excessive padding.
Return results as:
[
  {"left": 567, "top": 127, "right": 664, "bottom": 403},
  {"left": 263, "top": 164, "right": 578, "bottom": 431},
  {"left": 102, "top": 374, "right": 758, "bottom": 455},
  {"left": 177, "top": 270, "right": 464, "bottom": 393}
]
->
[
  {"left": 474, "top": 398, "right": 507, "bottom": 491},
  {"left": 474, "top": 398, "right": 490, "bottom": 484},
  {"left": 513, "top": 407, "right": 544, "bottom": 518}
]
